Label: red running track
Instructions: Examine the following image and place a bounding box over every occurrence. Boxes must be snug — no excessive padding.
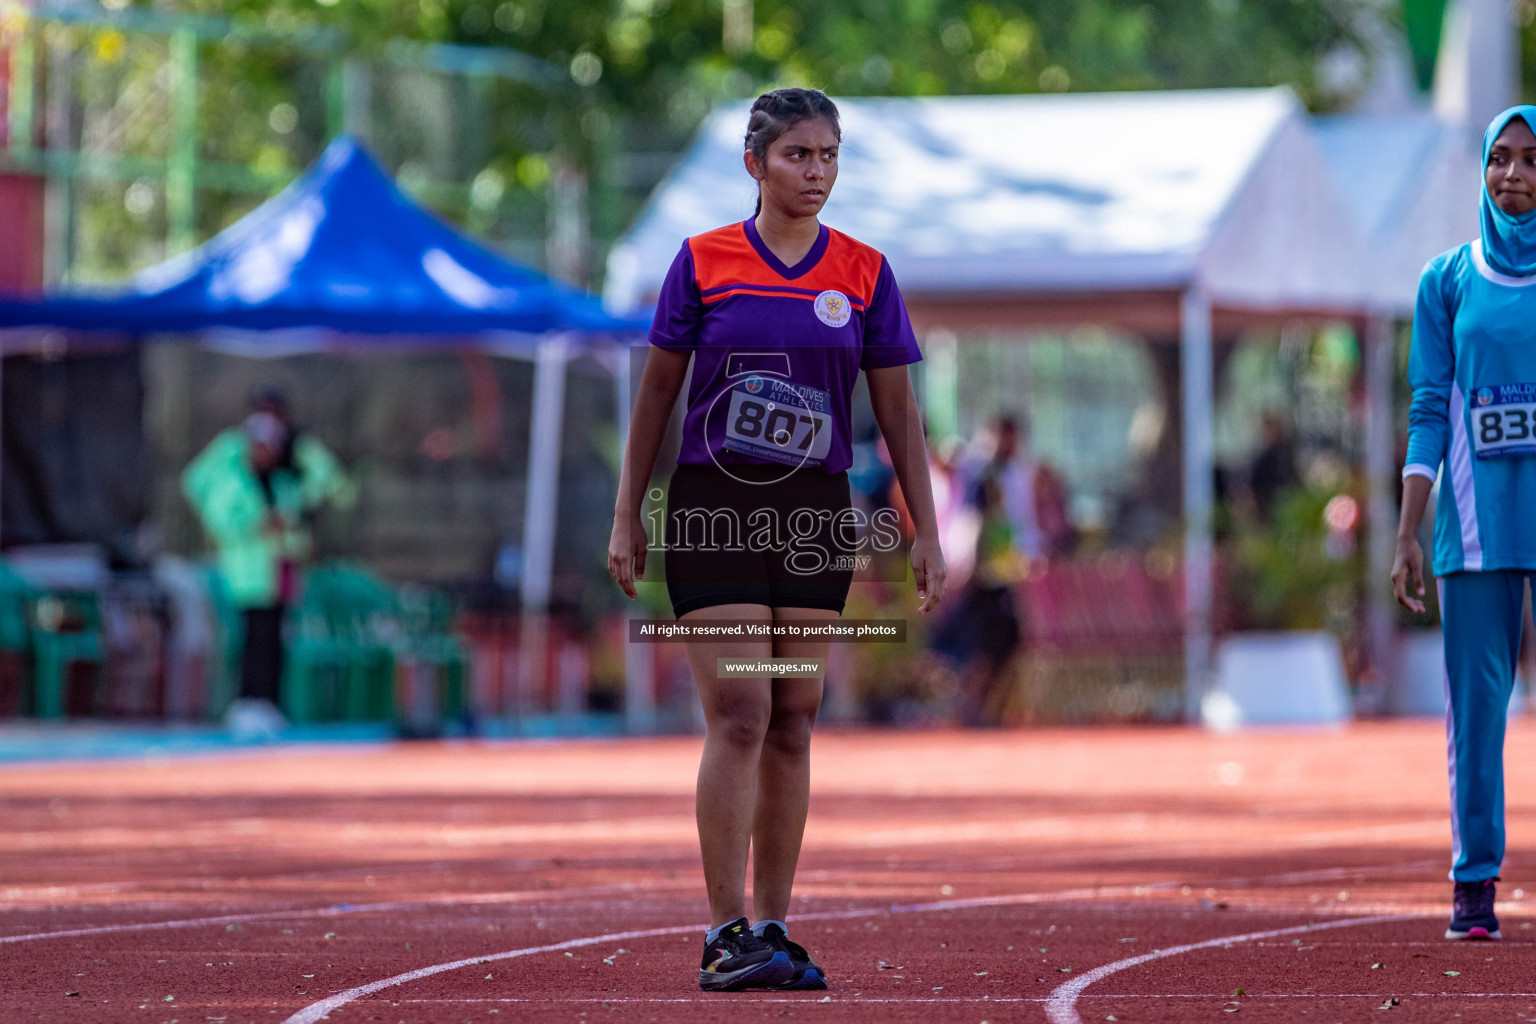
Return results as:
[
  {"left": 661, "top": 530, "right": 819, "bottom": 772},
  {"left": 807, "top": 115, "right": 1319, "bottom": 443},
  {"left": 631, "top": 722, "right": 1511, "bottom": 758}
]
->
[{"left": 3, "top": 721, "right": 1536, "bottom": 1023}]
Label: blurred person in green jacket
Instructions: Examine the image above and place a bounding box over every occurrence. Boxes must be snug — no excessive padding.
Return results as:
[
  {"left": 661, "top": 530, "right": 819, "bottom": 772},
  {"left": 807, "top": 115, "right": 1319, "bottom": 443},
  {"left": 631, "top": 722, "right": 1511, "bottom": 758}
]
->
[{"left": 182, "top": 395, "right": 351, "bottom": 736}]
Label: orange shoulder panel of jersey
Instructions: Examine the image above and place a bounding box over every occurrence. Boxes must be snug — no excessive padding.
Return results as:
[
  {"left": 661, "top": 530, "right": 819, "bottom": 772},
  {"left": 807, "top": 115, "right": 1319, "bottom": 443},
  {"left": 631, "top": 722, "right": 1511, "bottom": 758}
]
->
[
  {"left": 796, "top": 229, "right": 886, "bottom": 306},
  {"left": 687, "top": 223, "right": 887, "bottom": 307},
  {"left": 686, "top": 223, "right": 761, "bottom": 295}
]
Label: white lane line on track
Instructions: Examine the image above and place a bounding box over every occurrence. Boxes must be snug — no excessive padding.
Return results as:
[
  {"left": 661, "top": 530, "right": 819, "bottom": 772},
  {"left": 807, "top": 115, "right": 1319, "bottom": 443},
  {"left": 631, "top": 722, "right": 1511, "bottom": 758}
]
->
[
  {"left": 879, "top": 858, "right": 1446, "bottom": 916},
  {"left": 282, "top": 925, "right": 702, "bottom": 1024},
  {"left": 0, "top": 908, "right": 342, "bottom": 944},
  {"left": 0, "top": 853, "right": 1446, "bottom": 947},
  {"left": 285, "top": 890, "right": 1130, "bottom": 1024},
  {"left": 394, "top": 992, "right": 1536, "bottom": 1004},
  {"left": 0, "top": 816, "right": 1451, "bottom": 937},
  {"left": 0, "top": 873, "right": 1423, "bottom": 946},
  {"left": 0, "top": 870, "right": 1246, "bottom": 945},
  {"left": 0, "top": 879, "right": 1114, "bottom": 946},
  {"left": 2, "top": 858, "right": 1440, "bottom": 1018},
  {"left": 0, "top": 881, "right": 699, "bottom": 944},
  {"left": 1043, "top": 914, "right": 1415, "bottom": 1024},
  {"left": 281, "top": 882, "right": 1433, "bottom": 1024}
]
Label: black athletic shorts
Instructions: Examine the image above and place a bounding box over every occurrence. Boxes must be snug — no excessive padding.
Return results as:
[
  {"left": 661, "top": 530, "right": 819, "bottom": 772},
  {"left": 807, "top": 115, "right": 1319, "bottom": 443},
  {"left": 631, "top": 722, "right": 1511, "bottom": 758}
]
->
[{"left": 664, "top": 462, "right": 855, "bottom": 617}]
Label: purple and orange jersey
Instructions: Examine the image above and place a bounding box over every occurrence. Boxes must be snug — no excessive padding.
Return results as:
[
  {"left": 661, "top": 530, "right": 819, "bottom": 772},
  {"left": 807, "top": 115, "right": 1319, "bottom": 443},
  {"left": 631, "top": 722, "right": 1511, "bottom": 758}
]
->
[{"left": 649, "top": 218, "right": 922, "bottom": 475}]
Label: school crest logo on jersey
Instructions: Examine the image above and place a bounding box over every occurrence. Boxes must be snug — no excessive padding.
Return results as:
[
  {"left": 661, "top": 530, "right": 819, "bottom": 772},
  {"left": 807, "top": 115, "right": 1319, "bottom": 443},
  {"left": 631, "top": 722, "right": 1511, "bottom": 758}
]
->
[
  {"left": 1478, "top": 388, "right": 1495, "bottom": 406},
  {"left": 814, "top": 290, "right": 851, "bottom": 328}
]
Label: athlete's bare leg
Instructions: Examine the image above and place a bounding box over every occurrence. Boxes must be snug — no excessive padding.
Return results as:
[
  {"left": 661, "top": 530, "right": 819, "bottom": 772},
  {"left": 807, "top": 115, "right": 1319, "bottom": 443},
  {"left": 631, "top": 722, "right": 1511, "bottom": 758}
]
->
[
  {"left": 752, "top": 606, "right": 836, "bottom": 925},
  {"left": 683, "top": 603, "right": 774, "bottom": 929}
]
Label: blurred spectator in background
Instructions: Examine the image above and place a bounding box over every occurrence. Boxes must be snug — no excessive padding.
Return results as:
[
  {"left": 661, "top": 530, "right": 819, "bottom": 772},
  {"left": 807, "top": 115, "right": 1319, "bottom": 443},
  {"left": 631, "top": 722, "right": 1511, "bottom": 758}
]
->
[
  {"left": 929, "top": 438, "right": 977, "bottom": 588},
  {"left": 182, "top": 391, "right": 351, "bottom": 738},
  {"left": 1248, "top": 412, "right": 1299, "bottom": 522},
  {"left": 1033, "top": 461, "right": 1078, "bottom": 558},
  {"left": 961, "top": 416, "right": 1042, "bottom": 562},
  {"left": 933, "top": 415, "right": 1034, "bottom": 725},
  {"left": 250, "top": 386, "right": 356, "bottom": 524}
]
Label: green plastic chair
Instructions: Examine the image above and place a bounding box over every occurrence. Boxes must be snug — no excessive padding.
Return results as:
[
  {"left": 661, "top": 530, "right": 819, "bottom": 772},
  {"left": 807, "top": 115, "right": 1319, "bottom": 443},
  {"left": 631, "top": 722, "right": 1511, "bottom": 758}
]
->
[
  {"left": 29, "top": 590, "right": 104, "bottom": 719},
  {"left": 283, "top": 563, "right": 399, "bottom": 723},
  {"left": 0, "top": 563, "right": 35, "bottom": 655},
  {"left": 327, "top": 565, "right": 399, "bottom": 721},
  {"left": 277, "top": 563, "right": 468, "bottom": 726},
  {"left": 0, "top": 564, "right": 38, "bottom": 716},
  {"left": 281, "top": 603, "right": 350, "bottom": 723},
  {"left": 394, "top": 586, "right": 470, "bottom": 722}
]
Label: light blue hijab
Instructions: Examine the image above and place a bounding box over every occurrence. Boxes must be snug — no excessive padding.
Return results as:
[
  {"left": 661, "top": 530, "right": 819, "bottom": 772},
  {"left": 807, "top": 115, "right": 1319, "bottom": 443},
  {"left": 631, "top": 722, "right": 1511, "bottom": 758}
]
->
[{"left": 1481, "top": 105, "right": 1536, "bottom": 277}]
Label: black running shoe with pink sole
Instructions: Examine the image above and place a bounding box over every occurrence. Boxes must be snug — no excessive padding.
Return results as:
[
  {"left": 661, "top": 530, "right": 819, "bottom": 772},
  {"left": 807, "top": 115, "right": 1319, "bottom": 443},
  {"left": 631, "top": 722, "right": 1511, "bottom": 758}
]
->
[
  {"left": 1446, "top": 878, "right": 1501, "bottom": 940},
  {"left": 698, "top": 918, "right": 794, "bottom": 991},
  {"left": 757, "top": 922, "right": 828, "bottom": 990}
]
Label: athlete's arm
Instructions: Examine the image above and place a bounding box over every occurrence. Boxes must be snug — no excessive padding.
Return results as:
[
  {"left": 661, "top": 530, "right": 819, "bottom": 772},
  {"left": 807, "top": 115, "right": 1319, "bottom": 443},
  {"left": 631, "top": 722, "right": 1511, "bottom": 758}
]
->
[
  {"left": 867, "top": 364, "right": 946, "bottom": 614},
  {"left": 1395, "top": 256, "right": 1456, "bottom": 615},
  {"left": 609, "top": 346, "right": 692, "bottom": 599},
  {"left": 1405, "top": 255, "right": 1456, "bottom": 478},
  {"left": 1392, "top": 474, "right": 1434, "bottom": 614}
]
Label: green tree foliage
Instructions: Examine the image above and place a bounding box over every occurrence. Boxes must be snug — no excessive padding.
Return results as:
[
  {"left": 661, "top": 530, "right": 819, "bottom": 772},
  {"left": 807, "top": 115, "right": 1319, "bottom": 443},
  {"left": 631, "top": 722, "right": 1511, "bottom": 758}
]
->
[
  {"left": 176, "top": 0, "right": 1374, "bottom": 141},
  {"left": 1228, "top": 485, "right": 1364, "bottom": 633},
  {"left": 48, "top": 0, "right": 1377, "bottom": 282}
]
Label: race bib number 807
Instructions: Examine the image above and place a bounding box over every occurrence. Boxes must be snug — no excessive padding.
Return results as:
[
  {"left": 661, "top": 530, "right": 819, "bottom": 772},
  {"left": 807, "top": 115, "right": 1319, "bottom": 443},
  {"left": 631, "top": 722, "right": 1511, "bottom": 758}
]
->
[
  {"left": 721, "top": 376, "right": 833, "bottom": 466},
  {"left": 1472, "top": 383, "right": 1536, "bottom": 458}
]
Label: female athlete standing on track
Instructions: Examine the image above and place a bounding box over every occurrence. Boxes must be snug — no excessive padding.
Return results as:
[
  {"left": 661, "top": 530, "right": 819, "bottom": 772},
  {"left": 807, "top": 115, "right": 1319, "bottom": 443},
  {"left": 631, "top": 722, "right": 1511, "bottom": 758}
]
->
[
  {"left": 608, "top": 88, "right": 946, "bottom": 991},
  {"left": 1394, "top": 105, "right": 1536, "bottom": 942}
]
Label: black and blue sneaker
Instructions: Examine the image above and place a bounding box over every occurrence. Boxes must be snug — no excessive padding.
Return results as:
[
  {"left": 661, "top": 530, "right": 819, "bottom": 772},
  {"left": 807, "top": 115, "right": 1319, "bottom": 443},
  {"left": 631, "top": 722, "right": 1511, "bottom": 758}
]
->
[
  {"left": 699, "top": 918, "right": 794, "bottom": 991},
  {"left": 756, "top": 922, "right": 828, "bottom": 990},
  {"left": 1446, "top": 878, "right": 1501, "bottom": 940}
]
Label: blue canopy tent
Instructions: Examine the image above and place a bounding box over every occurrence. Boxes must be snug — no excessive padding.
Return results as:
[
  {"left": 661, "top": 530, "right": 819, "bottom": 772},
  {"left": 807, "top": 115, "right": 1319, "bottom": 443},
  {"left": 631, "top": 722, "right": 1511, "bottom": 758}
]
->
[
  {"left": 0, "top": 136, "right": 647, "bottom": 722},
  {"left": 0, "top": 135, "right": 635, "bottom": 338}
]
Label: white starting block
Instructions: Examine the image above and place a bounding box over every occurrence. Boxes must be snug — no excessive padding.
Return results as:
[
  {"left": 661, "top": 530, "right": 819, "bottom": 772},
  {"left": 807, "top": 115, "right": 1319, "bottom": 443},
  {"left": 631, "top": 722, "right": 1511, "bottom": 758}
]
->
[{"left": 1202, "top": 631, "right": 1352, "bottom": 730}]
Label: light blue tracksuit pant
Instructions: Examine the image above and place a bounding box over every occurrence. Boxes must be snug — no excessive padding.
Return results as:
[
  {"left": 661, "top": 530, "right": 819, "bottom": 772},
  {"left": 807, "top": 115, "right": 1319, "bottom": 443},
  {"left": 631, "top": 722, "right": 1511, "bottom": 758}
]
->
[{"left": 1440, "top": 569, "right": 1531, "bottom": 882}]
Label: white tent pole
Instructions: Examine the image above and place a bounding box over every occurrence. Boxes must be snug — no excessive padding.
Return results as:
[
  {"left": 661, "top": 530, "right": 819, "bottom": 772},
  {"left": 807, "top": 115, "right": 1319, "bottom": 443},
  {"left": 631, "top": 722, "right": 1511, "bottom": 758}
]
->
[
  {"left": 518, "top": 333, "right": 568, "bottom": 726},
  {"left": 1364, "top": 314, "right": 1397, "bottom": 705},
  {"left": 1180, "top": 288, "right": 1215, "bottom": 718},
  {"left": 616, "top": 341, "right": 656, "bottom": 734}
]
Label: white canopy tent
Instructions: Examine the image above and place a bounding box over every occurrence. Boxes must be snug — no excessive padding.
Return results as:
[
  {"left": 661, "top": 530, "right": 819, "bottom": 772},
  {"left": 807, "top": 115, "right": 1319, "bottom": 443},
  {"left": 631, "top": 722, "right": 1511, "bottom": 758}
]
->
[
  {"left": 608, "top": 88, "right": 1374, "bottom": 310},
  {"left": 1314, "top": 112, "right": 1481, "bottom": 314},
  {"left": 606, "top": 87, "right": 1381, "bottom": 710}
]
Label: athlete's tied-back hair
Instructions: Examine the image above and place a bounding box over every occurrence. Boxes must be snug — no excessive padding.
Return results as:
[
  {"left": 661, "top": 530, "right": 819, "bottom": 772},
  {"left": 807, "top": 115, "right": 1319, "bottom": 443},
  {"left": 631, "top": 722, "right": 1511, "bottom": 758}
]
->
[{"left": 745, "top": 88, "right": 841, "bottom": 214}]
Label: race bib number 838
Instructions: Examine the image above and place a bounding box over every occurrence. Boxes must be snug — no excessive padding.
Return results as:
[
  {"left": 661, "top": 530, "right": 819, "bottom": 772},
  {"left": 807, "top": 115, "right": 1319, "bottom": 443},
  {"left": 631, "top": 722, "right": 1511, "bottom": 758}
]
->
[{"left": 1472, "top": 383, "right": 1536, "bottom": 458}]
